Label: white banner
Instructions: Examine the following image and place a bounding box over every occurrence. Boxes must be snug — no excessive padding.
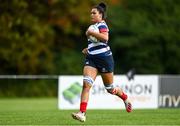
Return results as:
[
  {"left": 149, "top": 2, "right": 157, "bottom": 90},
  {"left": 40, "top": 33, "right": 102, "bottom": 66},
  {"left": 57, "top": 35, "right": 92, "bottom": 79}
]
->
[{"left": 58, "top": 75, "right": 159, "bottom": 109}]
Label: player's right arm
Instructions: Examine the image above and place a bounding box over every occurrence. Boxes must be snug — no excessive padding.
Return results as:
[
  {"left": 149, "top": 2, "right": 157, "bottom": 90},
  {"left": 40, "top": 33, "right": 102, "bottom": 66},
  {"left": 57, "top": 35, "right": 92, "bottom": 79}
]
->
[{"left": 86, "top": 29, "right": 108, "bottom": 42}]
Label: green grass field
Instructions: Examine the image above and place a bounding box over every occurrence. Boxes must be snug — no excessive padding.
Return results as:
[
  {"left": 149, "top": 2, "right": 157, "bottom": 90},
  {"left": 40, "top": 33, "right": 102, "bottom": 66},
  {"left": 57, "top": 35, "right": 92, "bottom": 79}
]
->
[{"left": 0, "top": 98, "right": 180, "bottom": 125}]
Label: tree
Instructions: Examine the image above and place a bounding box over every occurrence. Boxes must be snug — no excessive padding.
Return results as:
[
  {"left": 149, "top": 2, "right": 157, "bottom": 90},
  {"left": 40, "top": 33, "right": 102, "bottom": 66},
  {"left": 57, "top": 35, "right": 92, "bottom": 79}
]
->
[{"left": 0, "top": 0, "right": 55, "bottom": 74}]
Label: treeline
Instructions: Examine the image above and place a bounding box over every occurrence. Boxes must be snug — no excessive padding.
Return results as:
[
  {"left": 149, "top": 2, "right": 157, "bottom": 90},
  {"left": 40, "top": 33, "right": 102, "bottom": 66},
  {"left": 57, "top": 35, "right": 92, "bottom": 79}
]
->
[
  {"left": 0, "top": 0, "right": 180, "bottom": 97},
  {"left": 0, "top": 0, "right": 180, "bottom": 75}
]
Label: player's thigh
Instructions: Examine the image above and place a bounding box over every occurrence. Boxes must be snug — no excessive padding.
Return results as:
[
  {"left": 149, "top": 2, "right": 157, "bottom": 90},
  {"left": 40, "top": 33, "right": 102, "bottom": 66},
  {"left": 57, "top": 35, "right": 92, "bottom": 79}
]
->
[
  {"left": 83, "top": 66, "right": 98, "bottom": 80},
  {"left": 101, "top": 72, "right": 114, "bottom": 84}
]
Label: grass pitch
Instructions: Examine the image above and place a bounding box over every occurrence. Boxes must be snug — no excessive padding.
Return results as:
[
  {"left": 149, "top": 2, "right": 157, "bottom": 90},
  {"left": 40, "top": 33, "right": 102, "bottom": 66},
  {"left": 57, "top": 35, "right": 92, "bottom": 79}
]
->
[{"left": 0, "top": 98, "right": 179, "bottom": 125}]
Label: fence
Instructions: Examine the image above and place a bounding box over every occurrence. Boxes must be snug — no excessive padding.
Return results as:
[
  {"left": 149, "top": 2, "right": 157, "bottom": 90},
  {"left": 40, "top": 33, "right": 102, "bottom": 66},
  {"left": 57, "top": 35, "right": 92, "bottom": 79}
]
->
[
  {"left": 0, "top": 75, "right": 58, "bottom": 97},
  {"left": 0, "top": 75, "right": 179, "bottom": 108}
]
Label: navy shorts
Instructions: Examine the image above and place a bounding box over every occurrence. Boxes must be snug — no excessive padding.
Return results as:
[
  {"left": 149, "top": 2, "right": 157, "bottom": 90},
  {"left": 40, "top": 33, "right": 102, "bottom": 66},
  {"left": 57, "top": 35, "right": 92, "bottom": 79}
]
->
[{"left": 84, "top": 54, "right": 114, "bottom": 73}]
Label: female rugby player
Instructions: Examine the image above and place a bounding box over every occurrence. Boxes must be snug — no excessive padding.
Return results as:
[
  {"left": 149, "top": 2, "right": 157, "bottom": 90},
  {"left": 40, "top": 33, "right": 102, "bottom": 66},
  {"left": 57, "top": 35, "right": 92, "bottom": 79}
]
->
[{"left": 72, "top": 2, "right": 132, "bottom": 122}]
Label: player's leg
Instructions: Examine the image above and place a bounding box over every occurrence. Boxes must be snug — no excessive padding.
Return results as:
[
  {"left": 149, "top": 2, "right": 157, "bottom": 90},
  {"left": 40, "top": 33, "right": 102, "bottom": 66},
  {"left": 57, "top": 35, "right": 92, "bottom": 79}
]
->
[
  {"left": 101, "top": 72, "right": 132, "bottom": 112},
  {"left": 80, "top": 66, "right": 98, "bottom": 111},
  {"left": 72, "top": 66, "right": 98, "bottom": 122}
]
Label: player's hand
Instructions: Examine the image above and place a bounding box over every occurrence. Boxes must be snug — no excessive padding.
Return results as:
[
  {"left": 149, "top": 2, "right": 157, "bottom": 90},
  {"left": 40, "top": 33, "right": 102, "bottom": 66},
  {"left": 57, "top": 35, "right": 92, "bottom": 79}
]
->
[
  {"left": 86, "top": 29, "right": 93, "bottom": 36},
  {"left": 82, "top": 48, "right": 88, "bottom": 55}
]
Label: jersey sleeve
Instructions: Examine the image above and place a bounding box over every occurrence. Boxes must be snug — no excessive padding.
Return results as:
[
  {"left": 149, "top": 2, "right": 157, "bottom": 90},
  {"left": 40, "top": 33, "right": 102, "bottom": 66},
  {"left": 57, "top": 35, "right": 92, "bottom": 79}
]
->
[{"left": 98, "top": 25, "right": 109, "bottom": 33}]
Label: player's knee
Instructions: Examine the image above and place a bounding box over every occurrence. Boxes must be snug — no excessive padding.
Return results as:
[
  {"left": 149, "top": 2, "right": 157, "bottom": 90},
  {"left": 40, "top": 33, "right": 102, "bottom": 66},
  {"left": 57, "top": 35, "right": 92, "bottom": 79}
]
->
[
  {"left": 83, "top": 76, "right": 94, "bottom": 86},
  {"left": 104, "top": 84, "right": 118, "bottom": 95}
]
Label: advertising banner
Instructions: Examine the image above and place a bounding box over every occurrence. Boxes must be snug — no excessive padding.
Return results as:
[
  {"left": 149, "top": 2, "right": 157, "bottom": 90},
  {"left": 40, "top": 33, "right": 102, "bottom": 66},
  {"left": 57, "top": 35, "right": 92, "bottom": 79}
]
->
[
  {"left": 58, "top": 75, "right": 159, "bottom": 109},
  {"left": 159, "top": 76, "right": 180, "bottom": 108}
]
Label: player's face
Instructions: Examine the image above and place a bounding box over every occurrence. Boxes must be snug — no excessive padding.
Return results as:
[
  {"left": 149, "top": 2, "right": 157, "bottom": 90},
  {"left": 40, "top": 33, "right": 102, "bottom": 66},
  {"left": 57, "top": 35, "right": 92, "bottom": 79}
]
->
[{"left": 91, "top": 8, "right": 102, "bottom": 23}]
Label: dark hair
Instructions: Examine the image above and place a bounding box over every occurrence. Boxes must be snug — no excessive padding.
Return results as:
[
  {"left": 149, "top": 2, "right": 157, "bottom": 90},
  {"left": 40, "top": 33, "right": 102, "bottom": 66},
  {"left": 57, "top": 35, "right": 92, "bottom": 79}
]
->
[{"left": 94, "top": 2, "right": 107, "bottom": 19}]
